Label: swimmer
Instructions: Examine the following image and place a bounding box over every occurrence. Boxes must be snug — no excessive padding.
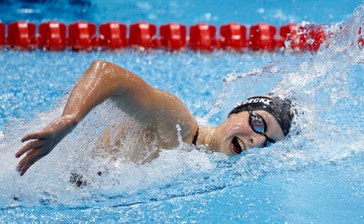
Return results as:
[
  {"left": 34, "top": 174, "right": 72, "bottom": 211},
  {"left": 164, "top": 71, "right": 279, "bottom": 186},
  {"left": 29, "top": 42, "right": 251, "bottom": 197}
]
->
[{"left": 15, "top": 59, "right": 294, "bottom": 176}]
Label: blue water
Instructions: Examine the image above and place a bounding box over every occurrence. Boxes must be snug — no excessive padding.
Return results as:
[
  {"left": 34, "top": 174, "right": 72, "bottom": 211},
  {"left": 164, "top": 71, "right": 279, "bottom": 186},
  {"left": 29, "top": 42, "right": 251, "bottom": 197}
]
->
[{"left": 1, "top": 1, "right": 364, "bottom": 223}]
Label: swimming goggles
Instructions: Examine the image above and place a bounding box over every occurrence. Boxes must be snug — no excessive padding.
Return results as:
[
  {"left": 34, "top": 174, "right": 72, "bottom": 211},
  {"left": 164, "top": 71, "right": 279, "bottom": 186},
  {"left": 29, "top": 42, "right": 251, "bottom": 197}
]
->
[{"left": 249, "top": 111, "right": 276, "bottom": 147}]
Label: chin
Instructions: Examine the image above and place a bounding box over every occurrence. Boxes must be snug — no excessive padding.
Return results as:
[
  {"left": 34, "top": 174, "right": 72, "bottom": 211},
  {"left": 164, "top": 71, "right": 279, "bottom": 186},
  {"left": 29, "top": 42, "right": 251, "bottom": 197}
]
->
[{"left": 218, "top": 145, "right": 233, "bottom": 156}]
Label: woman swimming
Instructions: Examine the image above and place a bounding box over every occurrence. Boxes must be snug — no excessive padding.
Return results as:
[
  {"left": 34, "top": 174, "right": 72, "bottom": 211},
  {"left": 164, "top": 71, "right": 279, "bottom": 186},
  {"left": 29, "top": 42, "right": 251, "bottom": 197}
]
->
[{"left": 15, "top": 59, "right": 294, "bottom": 176}]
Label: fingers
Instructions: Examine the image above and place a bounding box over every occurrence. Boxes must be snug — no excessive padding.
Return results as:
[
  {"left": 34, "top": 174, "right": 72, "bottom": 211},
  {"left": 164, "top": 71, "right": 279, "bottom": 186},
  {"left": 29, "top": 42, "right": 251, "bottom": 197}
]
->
[
  {"left": 16, "top": 157, "right": 32, "bottom": 176},
  {"left": 16, "top": 129, "right": 55, "bottom": 176},
  {"left": 17, "top": 131, "right": 51, "bottom": 158},
  {"left": 15, "top": 139, "right": 44, "bottom": 158},
  {"left": 21, "top": 131, "right": 49, "bottom": 142},
  {"left": 16, "top": 153, "right": 39, "bottom": 176},
  {"left": 16, "top": 146, "right": 50, "bottom": 176}
]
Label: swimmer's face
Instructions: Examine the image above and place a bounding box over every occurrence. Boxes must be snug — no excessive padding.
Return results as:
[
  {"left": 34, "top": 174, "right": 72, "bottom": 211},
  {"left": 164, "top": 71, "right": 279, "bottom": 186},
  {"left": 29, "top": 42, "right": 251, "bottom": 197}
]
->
[{"left": 209, "top": 110, "right": 284, "bottom": 155}]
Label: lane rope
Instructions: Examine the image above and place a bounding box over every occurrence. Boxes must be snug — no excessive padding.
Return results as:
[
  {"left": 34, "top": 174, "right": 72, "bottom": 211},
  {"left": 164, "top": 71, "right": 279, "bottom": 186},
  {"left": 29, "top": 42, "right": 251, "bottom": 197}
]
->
[{"left": 0, "top": 20, "right": 356, "bottom": 52}]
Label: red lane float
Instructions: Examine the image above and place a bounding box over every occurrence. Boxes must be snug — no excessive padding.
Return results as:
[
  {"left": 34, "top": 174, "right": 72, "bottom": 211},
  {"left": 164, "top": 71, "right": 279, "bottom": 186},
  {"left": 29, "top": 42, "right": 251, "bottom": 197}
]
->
[
  {"left": 129, "top": 22, "right": 156, "bottom": 49},
  {"left": 68, "top": 21, "right": 97, "bottom": 51},
  {"left": 286, "top": 24, "right": 326, "bottom": 51},
  {"left": 158, "top": 23, "right": 187, "bottom": 50},
  {"left": 99, "top": 21, "right": 127, "bottom": 49},
  {"left": 38, "top": 21, "right": 67, "bottom": 51},
  {"left": 0, "top": 22, "right": 5, "bottom": 47},
  {"left": 2, "top": 20, "right": 354, "bottom": 52},
  {"left": 279, "top": 23, "right": 297, "bottom": 39},
  {"left": 7, "top": 21, "right": 36, "bottom": 49},
  {"left": 357, "top": 27, "right": 364, "bottom": 49},
  {"left": 219, "top": 23, "right": 247, "bottom": 50},
  {"left": 189, "top": 23, "right": 216, "bottom": 51},
  {"left": 276, "top": 23, "right": 297, "bottom": 49},
  {"left": 249, "top": 23, "right": 277, "bottom": 51}
]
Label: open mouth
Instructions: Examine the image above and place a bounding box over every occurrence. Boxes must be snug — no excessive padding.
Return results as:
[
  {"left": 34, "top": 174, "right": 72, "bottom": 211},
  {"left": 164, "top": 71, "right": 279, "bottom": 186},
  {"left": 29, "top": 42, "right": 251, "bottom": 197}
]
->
[{"left": 230, "top": 137, "right": 244, "bottom": 154}]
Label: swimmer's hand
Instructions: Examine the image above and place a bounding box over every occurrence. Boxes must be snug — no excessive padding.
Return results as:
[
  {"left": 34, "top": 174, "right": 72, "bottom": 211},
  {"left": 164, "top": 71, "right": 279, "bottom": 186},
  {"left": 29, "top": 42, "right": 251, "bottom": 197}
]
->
[{"left": 15, "top": 116, "right": 76, "bottom": 176}]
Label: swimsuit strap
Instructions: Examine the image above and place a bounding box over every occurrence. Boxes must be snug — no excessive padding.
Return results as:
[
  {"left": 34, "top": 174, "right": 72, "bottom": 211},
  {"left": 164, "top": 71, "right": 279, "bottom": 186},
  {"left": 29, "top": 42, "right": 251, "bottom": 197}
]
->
[{"left": 192, "top": 127, "right": 199, "bottom": 145}]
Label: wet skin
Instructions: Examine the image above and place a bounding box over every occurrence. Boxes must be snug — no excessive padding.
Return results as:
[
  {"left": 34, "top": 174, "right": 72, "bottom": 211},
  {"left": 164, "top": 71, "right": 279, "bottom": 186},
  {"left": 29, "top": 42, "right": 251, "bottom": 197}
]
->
[{"left": 208, "top": 110, "right": 284, "bottom": 155}]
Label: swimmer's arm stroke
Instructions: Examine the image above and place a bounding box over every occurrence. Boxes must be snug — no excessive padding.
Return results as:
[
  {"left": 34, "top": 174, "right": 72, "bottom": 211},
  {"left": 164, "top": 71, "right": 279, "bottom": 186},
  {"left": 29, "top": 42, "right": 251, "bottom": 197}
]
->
[{"left": 16, "top": 59, "right": 198, "bottom": 176}]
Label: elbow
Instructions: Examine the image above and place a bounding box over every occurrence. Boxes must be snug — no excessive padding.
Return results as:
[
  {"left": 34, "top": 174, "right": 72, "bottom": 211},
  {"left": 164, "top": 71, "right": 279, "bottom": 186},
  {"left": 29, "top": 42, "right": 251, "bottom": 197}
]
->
[
  {"left": 91, "top": 59, "right": 122, "bottom": 69},
  {"left": 87, "top": 59, "right": 114, "bottom": 79},
  {"left": 90, "top": 59, "right": 107, "bottom": 68},
  {"left": 89, "top": 59, "right": 125, "bottom": 76}
]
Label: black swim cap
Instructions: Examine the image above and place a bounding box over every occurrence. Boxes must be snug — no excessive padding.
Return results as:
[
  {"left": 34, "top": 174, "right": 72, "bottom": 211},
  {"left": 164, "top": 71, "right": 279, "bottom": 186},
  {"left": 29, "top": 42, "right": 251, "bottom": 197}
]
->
[{"left": 228, "top": 96, "right": 294, "bottom": 136}]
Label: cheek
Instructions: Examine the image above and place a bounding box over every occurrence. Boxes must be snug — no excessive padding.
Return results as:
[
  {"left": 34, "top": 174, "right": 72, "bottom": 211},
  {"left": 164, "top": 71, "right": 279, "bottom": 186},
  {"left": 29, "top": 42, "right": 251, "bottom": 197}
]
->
[
  {"left": 225, "top": 119, "right": 248, "bottom": 134},
  {"left": 267, "top": 126, "right": 285, "bottom": 140},
  {"left": 211, "top": 132, "right": 235, "bottom": 156},
  {"left": 217, "top": 143, "right": 233, "bottom": 156}
]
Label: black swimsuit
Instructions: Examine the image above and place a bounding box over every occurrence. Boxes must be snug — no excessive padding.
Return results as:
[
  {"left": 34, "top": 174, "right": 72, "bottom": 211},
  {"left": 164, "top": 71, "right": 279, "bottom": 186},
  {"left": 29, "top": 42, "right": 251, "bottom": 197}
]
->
[{"left": 192, "top": 127, "right": 199, "bottom": 145}]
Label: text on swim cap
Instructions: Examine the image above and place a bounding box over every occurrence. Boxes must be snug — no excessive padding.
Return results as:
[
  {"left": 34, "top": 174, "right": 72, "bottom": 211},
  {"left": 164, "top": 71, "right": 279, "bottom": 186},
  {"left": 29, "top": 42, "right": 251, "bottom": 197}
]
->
[{"left": 241, "top": 97, "right": 272, "bottom": 106}]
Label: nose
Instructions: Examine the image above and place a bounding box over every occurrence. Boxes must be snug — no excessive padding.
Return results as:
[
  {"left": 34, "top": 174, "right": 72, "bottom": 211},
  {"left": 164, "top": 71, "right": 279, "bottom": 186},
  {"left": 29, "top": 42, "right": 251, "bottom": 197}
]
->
[{"left": 250, "top": 133, "right": 267, "bottom": 148}]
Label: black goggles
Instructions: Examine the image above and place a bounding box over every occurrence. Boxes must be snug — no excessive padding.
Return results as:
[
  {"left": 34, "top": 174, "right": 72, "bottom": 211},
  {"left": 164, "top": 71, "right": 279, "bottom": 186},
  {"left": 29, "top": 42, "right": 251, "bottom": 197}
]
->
[{"left": 249, "top": 111, "right": 276, "bottom": 147}]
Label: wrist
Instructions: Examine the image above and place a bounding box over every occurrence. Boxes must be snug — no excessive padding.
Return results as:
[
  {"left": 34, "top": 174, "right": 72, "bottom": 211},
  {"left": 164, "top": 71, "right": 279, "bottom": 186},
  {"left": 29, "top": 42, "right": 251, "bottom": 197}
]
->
[{"left": 61, "top": 115, "right": 79, "bottom": 131}]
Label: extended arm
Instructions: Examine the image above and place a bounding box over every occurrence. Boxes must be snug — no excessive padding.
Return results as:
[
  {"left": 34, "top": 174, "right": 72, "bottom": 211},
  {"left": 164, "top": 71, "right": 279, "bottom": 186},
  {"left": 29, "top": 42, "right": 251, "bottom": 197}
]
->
[{"left": 16, "top": 59, "right": 198, "bottom": 175}]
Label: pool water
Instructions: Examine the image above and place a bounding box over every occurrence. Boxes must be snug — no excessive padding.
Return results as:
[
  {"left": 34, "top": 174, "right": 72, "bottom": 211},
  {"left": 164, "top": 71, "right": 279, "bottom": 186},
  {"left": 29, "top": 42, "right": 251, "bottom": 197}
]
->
[{"left": 1, "top": 1, "right": 364, "bottom": 223}]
